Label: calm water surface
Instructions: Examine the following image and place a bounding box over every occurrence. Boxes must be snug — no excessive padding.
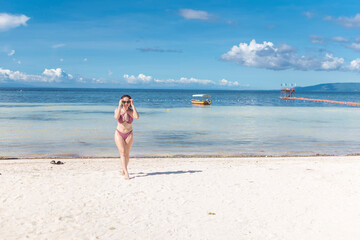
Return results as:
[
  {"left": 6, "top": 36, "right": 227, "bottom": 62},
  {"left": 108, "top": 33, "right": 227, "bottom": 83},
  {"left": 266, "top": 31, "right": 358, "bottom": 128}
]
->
[{"left": 1, "top": 88, "right": 360, "bottom": 158}]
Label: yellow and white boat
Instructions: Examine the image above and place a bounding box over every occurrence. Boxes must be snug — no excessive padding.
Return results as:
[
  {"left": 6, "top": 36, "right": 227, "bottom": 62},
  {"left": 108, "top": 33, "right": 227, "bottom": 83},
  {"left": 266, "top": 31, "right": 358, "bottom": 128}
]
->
[{"left": 191, "top": 94, "right": 211, "bottom": 105}]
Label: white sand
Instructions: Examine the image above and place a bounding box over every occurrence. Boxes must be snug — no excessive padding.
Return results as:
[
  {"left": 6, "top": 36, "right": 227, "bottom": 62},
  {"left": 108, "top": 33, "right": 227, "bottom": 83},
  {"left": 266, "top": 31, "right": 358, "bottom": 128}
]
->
[{"left": 1, "top": 156, "right": 360, "bottom": 240}]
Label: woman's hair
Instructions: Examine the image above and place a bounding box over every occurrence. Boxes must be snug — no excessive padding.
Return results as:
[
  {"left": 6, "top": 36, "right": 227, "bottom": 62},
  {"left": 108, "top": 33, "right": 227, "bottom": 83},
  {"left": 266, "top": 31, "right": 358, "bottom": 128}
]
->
[
  {"left": 121, "top": 94, "right": 131, "bottom": 100},
  {"left": 120, "top": 94, "right": 132, "bottom": 109}
]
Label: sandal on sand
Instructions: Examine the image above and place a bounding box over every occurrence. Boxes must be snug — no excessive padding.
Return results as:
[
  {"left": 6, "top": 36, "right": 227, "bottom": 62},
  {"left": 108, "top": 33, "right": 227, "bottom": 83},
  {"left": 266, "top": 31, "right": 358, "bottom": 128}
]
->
[{"left": 50, "top": 160, "right": 64, "bottom": 165}]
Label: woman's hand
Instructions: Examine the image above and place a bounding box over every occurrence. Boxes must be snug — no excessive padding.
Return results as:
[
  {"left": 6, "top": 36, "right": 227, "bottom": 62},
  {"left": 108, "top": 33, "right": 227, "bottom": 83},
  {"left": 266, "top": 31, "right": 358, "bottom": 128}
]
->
[
  {"left": 119, "top": 99, "right": 123, "bottom": 107},
  {"left": 129, "top": 99, "right": 139, "bottom": 119}
]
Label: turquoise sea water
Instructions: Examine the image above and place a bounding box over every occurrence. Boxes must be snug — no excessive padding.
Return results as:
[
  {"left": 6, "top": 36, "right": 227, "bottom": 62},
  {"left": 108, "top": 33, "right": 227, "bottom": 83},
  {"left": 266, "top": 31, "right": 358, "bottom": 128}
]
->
[{"left": 1, "top": 88, "right": 360, "bottom": 158}]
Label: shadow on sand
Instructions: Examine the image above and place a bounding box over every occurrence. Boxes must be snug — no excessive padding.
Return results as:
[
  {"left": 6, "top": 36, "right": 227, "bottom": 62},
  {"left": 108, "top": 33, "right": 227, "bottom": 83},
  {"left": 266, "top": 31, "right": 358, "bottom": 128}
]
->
[{"left": 133, "top": 170, "right": 202, "bottom": 178}]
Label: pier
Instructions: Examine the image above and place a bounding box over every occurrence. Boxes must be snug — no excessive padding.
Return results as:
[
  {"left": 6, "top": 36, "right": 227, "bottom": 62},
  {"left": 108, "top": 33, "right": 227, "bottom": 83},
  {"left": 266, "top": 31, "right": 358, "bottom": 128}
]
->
[{"left": 280, "top": 84, "right": 360, "bottom": 106}]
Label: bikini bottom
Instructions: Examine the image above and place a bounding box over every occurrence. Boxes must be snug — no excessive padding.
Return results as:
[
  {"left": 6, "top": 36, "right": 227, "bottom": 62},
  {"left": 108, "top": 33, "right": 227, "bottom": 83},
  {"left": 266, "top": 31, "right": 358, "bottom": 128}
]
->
[{"left": 116, "top": 129, "right": 133, "bottom": 140}]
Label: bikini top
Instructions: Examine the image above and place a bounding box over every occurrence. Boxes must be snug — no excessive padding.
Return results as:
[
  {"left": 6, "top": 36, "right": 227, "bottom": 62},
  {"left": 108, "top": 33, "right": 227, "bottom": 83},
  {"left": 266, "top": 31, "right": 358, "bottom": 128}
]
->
[{"left": 118, "top": 111, "right": 133, "bottom": 124}]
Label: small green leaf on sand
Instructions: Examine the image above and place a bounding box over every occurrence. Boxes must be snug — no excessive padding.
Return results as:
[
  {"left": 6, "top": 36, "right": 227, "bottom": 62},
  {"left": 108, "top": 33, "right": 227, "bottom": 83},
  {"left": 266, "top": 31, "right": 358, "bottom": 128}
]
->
[
  {"left": 109, "top": 227, "right": 116, "bottom": 230},
  {"left": 208, "top": 212, "right": 216, "bottom": 215}
]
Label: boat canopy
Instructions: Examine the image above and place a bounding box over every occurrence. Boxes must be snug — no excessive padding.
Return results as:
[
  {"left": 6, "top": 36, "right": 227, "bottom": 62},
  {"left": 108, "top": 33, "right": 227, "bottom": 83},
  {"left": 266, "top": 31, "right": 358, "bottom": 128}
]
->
[{"left": 192, "top": 94, "right": 211, "bottom": 97}]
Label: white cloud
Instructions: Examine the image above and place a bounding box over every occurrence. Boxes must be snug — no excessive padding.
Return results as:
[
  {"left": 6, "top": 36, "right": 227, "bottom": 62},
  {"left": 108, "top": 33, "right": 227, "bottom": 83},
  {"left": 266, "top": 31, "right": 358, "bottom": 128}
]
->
[
  {"left": 52, "top": 43, "right": 66, "bottom": 49},
  {"left": 179, "top": 9, "right": 210, "bottom": 21},
  {"left": 0, "top": 68, "right": 42, "bottom": 82},
  {"left": 83, "top": 58, "right": 88, "bottom": 62},
  {"left": 17, "top": 60, "right": 21, "bottom": 64},
  {"left": 303, "top": 11, "right": 314, "bottom": 19},
  {"left": 108, "top": 70, "right": 113, "bottom": 76},
  {"left": 328, "top": 13, "right": 360, "bottom": 28},
  {"left": 123, "top": 73, "right": 152, "bottom": 84},
  {"left": 123, "top": 74, "right": 137, "bottom": 83},
  {"left": 0, "top": 13, "right": 30, "bottom": 31},
  {"left": 330, "top": 36, "right": 349, "bottom": 42},
  {"left": 153, "top": 78, "right": 175, "bottom": 84},
  {"left": 137, "top": 47, "right": 183, "bottom": 53},
  {"left": 137, "top": 73, "right": 152, "bottom": 82},
  {"left": 0, "top": 67, "right": 74, "bottom": 83},
  {"left": 8, "top": 50, "right": 15, "bottom": 56},
  {"left": 348, "top": 58, "right": 360, "bottom": 71},
  {"left": 225, "top": 20, "right": 237, "bottom": 26},
  {"left": 221, "top": 39, "right": 347, "bottom": 71},
  {"left": 310, "top": 35, "right": 348, "bottom": 45},
  {"left": 0, "top": 67, "right": 101, "bottom": 85},
  {"left": 347, "top": 43, "right": 360, "bottom": 51},
  {"left": 91, "top": 77, "right": 106, "bottom": 83},
  {"left": 154, "top": 77, "right": 215, "bottom": 85},
  {"left": 321, "top": 54, "right": 345, "bottom": 70},
  {"left": 309, "top": 35, "right": 324, "bottom": 44},
  {"left": 179, "top": 77, "right": 214, "bottom": 85},
  {"left": 42, "top": 68, "right": 73, "bottom": 82},
  {"left": 221, "top": 39, "right": 301, "bottom": 70},
  {"left": 219, "top": 79, "right": 239, "bottom": 86},
  {"left": 60, "top": 58, "right": 64, "bottom": 62}
]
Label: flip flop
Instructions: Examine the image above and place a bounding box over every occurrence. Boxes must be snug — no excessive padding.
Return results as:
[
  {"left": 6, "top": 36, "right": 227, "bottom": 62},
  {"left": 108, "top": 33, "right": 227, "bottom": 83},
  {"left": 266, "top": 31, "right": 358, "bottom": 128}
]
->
[{"left": 50, "top": 160, "right": 64, "bottom": 165}]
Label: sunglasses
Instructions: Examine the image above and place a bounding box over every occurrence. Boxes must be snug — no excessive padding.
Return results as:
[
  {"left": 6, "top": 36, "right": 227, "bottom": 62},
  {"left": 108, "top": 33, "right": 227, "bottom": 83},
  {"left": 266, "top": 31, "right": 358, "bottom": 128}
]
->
[{"left": 122, "top": 100, "right": 131, "bottom": 104}]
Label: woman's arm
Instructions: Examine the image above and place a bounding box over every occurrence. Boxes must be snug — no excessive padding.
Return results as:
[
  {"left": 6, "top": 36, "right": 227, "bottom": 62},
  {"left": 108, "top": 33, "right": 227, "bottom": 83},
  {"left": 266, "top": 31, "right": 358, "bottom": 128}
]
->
[
  {"left": 130, "top": 99, "right": 139, "bottom": 119},
  {"left": 114, "top": 99, "right": 122, "bottom": 120}
]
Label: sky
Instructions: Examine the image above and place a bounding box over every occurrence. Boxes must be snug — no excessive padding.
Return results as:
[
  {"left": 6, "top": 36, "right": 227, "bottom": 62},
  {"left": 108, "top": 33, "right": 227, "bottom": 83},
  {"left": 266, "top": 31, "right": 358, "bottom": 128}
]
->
[{"left": 1, "top": 0, "right": 360, "bottom": 90}]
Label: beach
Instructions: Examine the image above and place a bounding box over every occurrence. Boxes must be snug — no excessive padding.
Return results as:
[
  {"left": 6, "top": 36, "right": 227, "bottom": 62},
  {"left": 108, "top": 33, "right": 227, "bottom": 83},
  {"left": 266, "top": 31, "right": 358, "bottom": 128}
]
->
[
  {"left": 1, "top": 156, "right": 360, "bottom": 240},
  {"left": 4, "top": 1, "right": 360, "bottom": 239}
]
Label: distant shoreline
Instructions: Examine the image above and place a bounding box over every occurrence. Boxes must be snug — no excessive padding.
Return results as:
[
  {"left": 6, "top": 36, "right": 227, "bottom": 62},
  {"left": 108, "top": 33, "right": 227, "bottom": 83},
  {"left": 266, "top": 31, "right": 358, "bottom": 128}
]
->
[{"left": 2, "top": 82, "right": 360, "bottom": 92}]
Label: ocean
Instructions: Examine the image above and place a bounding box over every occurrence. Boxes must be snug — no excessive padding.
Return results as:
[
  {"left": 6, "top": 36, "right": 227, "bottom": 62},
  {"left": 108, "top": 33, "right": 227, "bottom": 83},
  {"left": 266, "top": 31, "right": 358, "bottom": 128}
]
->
[{"left": 1, "top": 88, "right": 360, "bottom": 158}]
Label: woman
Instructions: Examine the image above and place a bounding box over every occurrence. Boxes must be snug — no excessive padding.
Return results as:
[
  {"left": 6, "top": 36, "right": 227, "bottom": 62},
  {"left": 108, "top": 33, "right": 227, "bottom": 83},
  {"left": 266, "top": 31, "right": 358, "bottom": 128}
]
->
[{"left": 114, "top": 95, "right": 139, "bottom": 180}]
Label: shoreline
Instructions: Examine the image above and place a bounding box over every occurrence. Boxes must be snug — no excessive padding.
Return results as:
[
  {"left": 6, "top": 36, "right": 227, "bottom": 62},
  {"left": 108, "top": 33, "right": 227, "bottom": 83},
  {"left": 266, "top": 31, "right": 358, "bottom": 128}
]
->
[{"left": 2, "top": 152, "right": 360, "bottom": 160}]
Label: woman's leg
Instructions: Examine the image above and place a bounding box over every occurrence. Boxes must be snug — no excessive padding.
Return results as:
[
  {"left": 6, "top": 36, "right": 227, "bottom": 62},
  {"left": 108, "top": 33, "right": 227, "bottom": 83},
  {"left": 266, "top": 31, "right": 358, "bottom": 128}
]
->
[
  {"left": 114, "top": 131, "right": 129, "bottom": 180},
  {"left": 124, "top": 133, "right": 134, "bottom": 169}
]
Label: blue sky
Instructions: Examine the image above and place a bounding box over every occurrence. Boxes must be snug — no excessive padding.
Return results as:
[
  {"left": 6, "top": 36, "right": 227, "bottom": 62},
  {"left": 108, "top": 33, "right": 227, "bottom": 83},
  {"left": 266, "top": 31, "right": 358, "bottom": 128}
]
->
[{"left": 1, "top": 0, "right": 360, "bottom": 89}]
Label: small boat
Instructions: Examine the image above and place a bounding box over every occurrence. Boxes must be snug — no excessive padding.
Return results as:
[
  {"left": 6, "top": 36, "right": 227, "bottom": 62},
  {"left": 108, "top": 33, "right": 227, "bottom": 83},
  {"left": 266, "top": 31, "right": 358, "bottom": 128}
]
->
[{"left": 191, "top": 94, "right": 211, "bottom": 105}]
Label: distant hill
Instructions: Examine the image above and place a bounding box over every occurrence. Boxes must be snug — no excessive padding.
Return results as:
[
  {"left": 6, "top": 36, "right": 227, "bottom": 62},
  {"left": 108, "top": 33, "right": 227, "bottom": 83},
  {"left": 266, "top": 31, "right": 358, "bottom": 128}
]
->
[{"left": 296, "top": 83, "right": 360, "bottom": 92}]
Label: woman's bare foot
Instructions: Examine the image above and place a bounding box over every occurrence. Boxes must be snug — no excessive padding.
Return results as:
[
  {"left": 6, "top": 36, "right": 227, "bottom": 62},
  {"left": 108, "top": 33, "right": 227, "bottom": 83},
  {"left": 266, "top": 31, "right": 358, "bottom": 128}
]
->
[{"left": 124, "top": 172, "right": 130, "bottom": 180}]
